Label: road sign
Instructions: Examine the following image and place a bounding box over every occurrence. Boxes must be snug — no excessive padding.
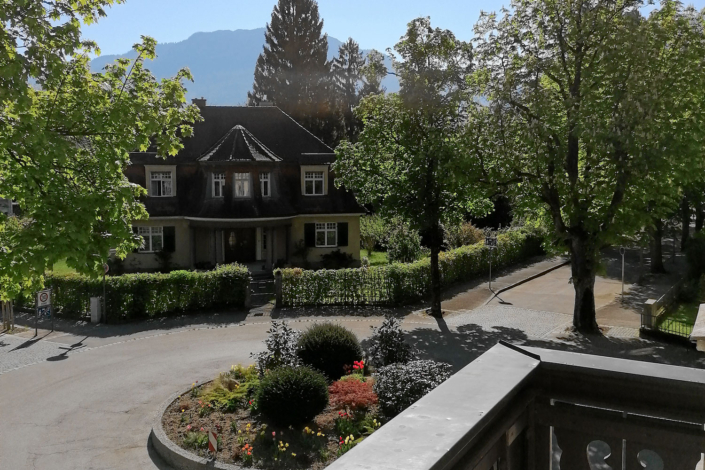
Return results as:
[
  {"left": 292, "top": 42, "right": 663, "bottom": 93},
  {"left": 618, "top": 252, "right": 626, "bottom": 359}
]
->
[
  {"left": 38, "top": 306, "right": 51, "bottom": 318},
  {"left": 37, "top": 289, "right": 51, "bottom": 308},
  {"left": 208, "top": 430, "right": 218, "bottom": 453},
  {"left": 485, "top": 236, "right": 498, "bottom": 248}
]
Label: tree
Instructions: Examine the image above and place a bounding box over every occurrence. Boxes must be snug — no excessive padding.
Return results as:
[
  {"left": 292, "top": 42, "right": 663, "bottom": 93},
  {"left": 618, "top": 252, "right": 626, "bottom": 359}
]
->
[
  {"left": 360, "top": 49, "right": 388, "bottom": 98},
  {"left": 472, "top": 0, "right": 705, "bottom": 331},
  {"left": 335, "top": 18, "right": 490, "bottom": 317},
  {"left": 332, "top": 38, "right": 365, "bottom": 142},
  {"left": 0, "top": 1, "right": 200, "bottom": 300},
  {"left": 247, "top": 0, "right": 337, "bottom": 144}
]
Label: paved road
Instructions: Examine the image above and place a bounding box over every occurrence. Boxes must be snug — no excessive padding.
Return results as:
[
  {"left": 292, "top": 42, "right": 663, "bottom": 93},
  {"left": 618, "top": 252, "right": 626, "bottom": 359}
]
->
[{"left": 2, "top": 255, "right": 703, "bottom": 470}]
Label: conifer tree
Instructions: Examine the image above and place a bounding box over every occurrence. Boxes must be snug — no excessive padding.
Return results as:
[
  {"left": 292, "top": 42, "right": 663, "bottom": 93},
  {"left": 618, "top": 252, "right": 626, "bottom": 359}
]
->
[
  {"left": 248, "top": 0, "right": 335, "bottom": 144},
  {"left": 332, "top": 38, "right": 365, "bottom": 142}
]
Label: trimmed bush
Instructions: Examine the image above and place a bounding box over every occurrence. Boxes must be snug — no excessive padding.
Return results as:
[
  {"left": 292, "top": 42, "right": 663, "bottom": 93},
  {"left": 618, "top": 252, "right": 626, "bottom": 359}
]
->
[
  {"left": 367, "top": 316, "right": 416, "bottom": 367},
  {"left": 387, "top": 224, "right": 423, "bottom": 263},
  {"left": 44, "top": 263, "right": 250, "bottom": 321},
  {"left": 280, "top": 228, "right": 544, "bottom": 306},
  {"left": 297, "top": 323, "right": 363, "bottom": 380},
  {"left": 255, "top": 366, "right": 329, "bottom": 425},
  {"left": 444, "top": 222, "right": 484, "bottom": 249},
  {"left": 374, "top": 360, "right": 452, "bottom": 418}
]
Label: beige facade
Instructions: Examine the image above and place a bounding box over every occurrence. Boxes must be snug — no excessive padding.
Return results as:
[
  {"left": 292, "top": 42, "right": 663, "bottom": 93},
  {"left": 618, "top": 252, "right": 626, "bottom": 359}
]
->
[
  {"left": 290, "top": 215, "right": 361, "bottom": 265},
  {"left": 125, "top": 215, "right": 361, "bottom": 272}
]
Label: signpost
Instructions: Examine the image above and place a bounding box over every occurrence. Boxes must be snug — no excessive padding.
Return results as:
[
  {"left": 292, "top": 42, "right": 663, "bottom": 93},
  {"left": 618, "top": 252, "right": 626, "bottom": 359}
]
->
[
  {"left": 36, "top": 288, "right": 52, "bottom": 335},
  {"left": 620, "top": 247, "right": 626, "bottom": 301},
  {"left": 485, "top": 235, "right": 498, "bottom": 292},
  {"left": 103, "top": 263, "right": 109, "bottom": 323}
]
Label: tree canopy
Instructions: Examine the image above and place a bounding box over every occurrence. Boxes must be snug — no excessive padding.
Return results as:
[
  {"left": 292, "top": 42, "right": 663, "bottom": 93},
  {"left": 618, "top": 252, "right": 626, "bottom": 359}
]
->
[
  {"left": 0, "top": 0, "right": 200, "bottom": 299},
  {"left": 335, "top": 18, "right": 490, "bottom": 316},
  {"left": 470, "top": 0, "right": 705, "bottom": 330}
]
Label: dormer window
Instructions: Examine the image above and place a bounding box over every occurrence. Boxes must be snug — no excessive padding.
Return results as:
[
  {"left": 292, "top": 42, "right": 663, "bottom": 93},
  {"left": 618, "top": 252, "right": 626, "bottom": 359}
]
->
[
  {"left": 150, "top": 171, "right": 173, "bottom": 197},
  {"left": 260, "top": 172, "right": 271, "bottom": 197},
  {"left": 234, "top": 173, "right": 251, "bottom": 198},
  {"left": 304, "top": 171, "right": 325, "bottom": 195},
  {"left": 212, "top": 172, "right": 225, "bottom": 198}
]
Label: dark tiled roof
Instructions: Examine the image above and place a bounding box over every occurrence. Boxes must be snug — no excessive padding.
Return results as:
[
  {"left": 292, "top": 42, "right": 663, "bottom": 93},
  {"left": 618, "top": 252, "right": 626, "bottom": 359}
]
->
[
  {"left": 199, "top": 125, "right": 282, "bottom": 162},
  {"left": 127, "top": 106, "right": 363, "bottom": 220},
  {"left": 181, "top": 106, "right": 333, "bottom": 163}
]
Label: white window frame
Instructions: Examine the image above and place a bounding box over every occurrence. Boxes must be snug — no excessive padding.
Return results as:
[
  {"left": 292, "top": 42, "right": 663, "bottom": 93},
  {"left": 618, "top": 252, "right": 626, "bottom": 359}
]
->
[
  {"left": 304, "top": 171, "right": 325, "bottom": 196},
  {"left": 260, "top": 172, "right": 271, "bottom": 197},
  {"left": 233, "top": 173, "right": 251, "bottom": 198},
  {"left": 138, "top": 226, "right": 163, "bottom": 253},
  {"left": 145, "top": 165, "right": 177, "bottom": 197},
  {"left": 212, "top": 172, "right": 225, "bottom": 198},
  {"left": 315, "top": 222, "right": 337, "bottom": 247}
]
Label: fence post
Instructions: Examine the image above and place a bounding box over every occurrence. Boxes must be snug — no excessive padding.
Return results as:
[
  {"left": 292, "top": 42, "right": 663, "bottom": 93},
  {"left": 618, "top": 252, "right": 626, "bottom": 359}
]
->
[
  {"left": 642, "top": 299, "right": 658, "bottom": 329},
  {"left": 275, "top": 271, "right": 282, "bottom": 308}
]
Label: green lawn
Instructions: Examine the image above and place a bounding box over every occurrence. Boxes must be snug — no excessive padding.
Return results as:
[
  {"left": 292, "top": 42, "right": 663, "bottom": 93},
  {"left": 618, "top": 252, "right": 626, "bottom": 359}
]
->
[
  {"left": 48, "top": 259, "right": 78, "bottom": 275},
  {"left": 657, "top": 302, "right": 698, "bottom": 337},
  {"left": 361, "top": 249, "right": 389, "bottom": 266}
]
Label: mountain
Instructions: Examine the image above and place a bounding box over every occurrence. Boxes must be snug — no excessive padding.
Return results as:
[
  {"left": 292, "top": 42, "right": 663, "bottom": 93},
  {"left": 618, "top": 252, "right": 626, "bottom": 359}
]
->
[{"left": 90, "top": 28, "right": 399, "bottom": 106}]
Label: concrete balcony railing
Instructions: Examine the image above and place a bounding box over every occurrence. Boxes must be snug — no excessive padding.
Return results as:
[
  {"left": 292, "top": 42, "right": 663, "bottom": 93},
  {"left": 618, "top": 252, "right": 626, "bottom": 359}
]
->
[{"left": 328, "top": 342, "right": 705, "bottom": 470}]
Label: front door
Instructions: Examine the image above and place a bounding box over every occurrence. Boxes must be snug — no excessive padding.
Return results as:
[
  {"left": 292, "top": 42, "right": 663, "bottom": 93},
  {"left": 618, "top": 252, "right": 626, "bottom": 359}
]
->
[{"left": 224, "top": 229, "right": 256, "bottom": 263}]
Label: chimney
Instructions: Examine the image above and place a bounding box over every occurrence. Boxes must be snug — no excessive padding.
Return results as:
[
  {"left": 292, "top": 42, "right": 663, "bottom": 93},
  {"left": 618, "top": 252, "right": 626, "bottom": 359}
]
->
[
  {"left": 259, "top": 95, "right": 274, "bottom": 107},
  {"left": 192, "top": 97, "right": 207, "bottom": 108}
]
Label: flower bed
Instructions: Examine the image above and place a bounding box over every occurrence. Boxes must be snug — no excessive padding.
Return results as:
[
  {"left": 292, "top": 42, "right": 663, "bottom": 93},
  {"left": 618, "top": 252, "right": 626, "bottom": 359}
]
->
[
  {"left": 157, "top": 319, "right": 453, "bottom": 469},
  {"left": 161, "top": 366, "right": 381, "bottom": 469}
]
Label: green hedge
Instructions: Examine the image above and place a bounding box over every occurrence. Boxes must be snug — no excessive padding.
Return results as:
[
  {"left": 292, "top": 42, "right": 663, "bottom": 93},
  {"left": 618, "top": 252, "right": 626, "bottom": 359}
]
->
[
  {"left": 44, "top": 264, "right": 250, "bottom": 322},
  {"left": 279, "top": 229, "right": 543, "bottom": 307}
]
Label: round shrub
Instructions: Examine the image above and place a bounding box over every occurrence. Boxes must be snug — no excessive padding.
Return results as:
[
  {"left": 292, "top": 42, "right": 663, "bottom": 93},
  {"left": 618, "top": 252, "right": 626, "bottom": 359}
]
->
[
  {"left": 329, "top": 379, "right": 378, "bottom": 412},
  {"left": 374, "top": 360, "right": 452, "bottom": 418},
  {"left": 297, "top": 323, "right": 363, "bottom": 380},
  {"left": 255, "top": 366, "right": 329, "bottom": 425},
  {"left": 387, "top": 224, "right": 423, "bottom": 263}
]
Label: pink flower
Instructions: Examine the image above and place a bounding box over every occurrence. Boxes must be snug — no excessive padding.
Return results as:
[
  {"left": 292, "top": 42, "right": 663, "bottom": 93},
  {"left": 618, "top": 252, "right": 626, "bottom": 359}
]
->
[
  {"left": 187, "top": 425, "right": 191, "bottom": 430},
  {"left": 272, "top": 431, "right": 276, "bottom": 437},
  {"left": 200, "top": 427, "right": 204, "bottom": 432}
]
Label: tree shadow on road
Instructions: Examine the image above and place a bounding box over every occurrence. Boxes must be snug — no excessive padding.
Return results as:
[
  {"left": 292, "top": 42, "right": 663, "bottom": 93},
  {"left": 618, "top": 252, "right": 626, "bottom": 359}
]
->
[{"left": 367, "top": 319, "right": 705, "bottom": 373}]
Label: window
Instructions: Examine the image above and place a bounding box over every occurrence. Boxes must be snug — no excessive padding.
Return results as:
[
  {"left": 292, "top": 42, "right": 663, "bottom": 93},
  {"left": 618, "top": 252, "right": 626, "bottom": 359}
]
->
[
  {"left": 260, "top": 172, "right": 271, "bottom": 197},
  {"left": 138, "top": 227, "right": 163, "bottom": 253},
  {"left": 150, "top": 171, "right": 173, "bottom": 197},
  {"left": 212, "top": 172, "right": 225, "bottom": 198},
  {"left": 315, "top": 222, "right": 337, "bottom": 247},
  {"left": 304, "top": 171, "right": 324, "bottom": 195},
  {"left": 234, "top": 173, "right": 250, "bottom": 197}
]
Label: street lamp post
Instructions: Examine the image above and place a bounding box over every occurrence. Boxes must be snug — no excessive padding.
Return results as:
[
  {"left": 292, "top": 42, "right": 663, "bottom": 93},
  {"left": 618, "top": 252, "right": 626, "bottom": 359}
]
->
[{"left": 620, "top": 247, "right": 626, "bottom": 301}]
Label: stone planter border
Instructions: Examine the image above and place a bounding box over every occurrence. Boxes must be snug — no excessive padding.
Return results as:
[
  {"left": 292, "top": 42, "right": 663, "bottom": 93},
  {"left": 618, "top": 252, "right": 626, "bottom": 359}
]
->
[{"left": 150, "top": 381, "right": 243, "bottom": 470}]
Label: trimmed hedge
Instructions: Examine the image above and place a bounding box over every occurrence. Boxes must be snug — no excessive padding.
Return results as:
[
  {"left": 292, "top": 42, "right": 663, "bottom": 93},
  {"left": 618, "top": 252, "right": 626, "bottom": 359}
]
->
[
  {"left": 44, "top": 263, "right": 250, "bottom": 322},
  {"left": 279, "top": 229, "right": 544, "bottom": 306}
]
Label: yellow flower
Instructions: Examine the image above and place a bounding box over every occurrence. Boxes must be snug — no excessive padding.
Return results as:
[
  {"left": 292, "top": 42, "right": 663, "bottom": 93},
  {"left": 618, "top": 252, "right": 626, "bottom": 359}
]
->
[
  {"left": 291, "top": 453, "right": 297, "bottom": 457},
  {"left": 238, "top": 430, "right": 242, "bottom": 434}
]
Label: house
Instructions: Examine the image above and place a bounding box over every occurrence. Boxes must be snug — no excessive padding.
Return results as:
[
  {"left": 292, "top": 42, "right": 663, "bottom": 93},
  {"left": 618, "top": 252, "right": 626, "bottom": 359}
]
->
[
  {"left": 123, "top": 100, "right": 363, "bottom": 272},
  {"left": 0, "top": 198, "right": 18, "bottom": 216}
]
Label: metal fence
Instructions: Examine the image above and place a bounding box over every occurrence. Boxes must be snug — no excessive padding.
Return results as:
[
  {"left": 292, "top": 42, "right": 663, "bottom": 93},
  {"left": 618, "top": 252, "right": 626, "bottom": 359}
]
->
[{"left": 640, "top": 280, "right": 693, "bottom": 339}]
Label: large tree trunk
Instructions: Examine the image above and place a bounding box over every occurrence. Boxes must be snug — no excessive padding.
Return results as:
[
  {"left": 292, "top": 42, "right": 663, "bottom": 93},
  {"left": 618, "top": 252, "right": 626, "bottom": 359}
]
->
[
  {"left": 681, "top": 197, "right": 691, "bottom": 251},
  {"left": 696, "top": 200, "right": 704, "bottom": 232},
  {"left": 429, "top": 225, "right": 443, "bottom": 318},
  {"left": 569, "top": 237, "right": 599, "bottom": 333},
  {"left": 650, "top": 219, "right": 667, "bottom": 274}
]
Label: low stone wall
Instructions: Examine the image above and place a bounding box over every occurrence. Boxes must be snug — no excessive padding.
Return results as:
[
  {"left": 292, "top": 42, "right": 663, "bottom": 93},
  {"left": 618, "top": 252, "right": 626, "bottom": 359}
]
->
[{"left": 150, "top": 383, "right": 242, "bottom": 470}]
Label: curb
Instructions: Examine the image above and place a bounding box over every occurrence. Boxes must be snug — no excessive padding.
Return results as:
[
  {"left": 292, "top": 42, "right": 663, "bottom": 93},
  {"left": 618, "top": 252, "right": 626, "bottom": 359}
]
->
[
  {"left": 150, "top": 382, "right": 244, "bottom": 470},
  {"left": 484, "top": 259, "right": 571, "bottom": 306}
]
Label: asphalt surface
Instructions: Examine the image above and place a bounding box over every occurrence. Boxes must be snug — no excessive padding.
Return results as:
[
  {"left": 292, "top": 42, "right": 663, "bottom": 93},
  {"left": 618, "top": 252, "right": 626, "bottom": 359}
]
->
[{"left": 2, "top": 255, "right": 703, "bottom": 470}]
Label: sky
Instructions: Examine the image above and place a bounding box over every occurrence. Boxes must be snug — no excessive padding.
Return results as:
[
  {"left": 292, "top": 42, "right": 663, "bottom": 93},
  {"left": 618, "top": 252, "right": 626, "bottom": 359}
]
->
[{"left": 82, "top": 0, "right": 515, "bottom": 56}]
